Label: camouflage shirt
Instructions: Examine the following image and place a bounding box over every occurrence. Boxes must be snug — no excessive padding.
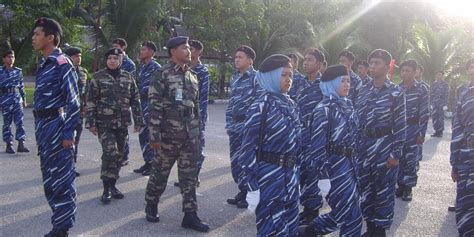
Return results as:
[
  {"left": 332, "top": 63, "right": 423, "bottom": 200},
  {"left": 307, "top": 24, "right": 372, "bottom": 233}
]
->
[
  {"left": 85, "top": 68, "right": 144, "bottom": 129},
  {"left": 148, "top": 61, "right": 200, "bottom": 143}
]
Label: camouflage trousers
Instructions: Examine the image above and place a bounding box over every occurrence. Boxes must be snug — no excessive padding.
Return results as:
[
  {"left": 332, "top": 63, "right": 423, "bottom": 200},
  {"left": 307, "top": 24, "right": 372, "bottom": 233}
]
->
[
  {"left": 98, "top": 127, "right": 128, "bottom": 181},
  {"left": 145, "top": 133, "right": 199, "bottom": 212}
]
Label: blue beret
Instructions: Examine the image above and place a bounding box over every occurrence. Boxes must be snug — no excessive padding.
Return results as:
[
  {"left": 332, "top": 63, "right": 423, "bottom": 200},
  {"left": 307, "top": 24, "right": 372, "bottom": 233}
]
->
[
  {"left": 64, "top": 47, "right": 82, "bottom": 56},
  {"left": 142, "top": 41, "right": 157, "bottom": 52},
  {"left": 321, "top": 64, "right": 349, "bottom": 82},
  {"left": 236, "top": 45, "right": 256, "bottom": 60},
  {"left": 259, "top": 54, "right": 290, "bottom": 73},
  {"left": 166, "top": 36, "right": 188, "bottom": 49},
  {"left": 34, "top": 17, "right": 62, "bottom": 37},
  {"left": 105, "top": 48, "right": 123, "bottom": 58}
]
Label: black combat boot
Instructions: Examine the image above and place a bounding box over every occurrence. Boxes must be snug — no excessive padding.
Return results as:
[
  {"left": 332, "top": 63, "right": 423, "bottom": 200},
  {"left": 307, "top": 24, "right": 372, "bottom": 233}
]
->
[
  {"left": 402, "top": 187, "right": 413, "bottom": 201},
  {"left": 44, "top": 228, "right": 68, "bottom": 237},
  {"left": 17, "top": 140, "right": 29, "bottom": 152},
  {"left": 133, "top": 162, "right": 151, "bottom": 173},
  {"left": 181, "top": 212, "right": 210, "bottom": 232},
  {"left": 298, "top": 224, "right": 321, "bottom": 237},
  {"left": 110, "top": 179, "right": 124, "bottom": 199},
  {"left": 5, "top": 142, "right": 15, "bottom": 154},
  {"left": 299, "top": 207, "right": 319, "bottom": 225},
  {"left": 395, "top": 184, "right": 405, "bottom": 198},
  {"left": 362, "top": 221, "right": 375, "bottom": 237},
  {"left": 227, "top": 190, "right": 247, "bottom": 205},
  {"left": 141, "top": 163, "right": 152, "bottom": 176},
  {"left": 100, "top": 180, "right": 112, "bottom": 204},
  {"left": 145, "top": 203, "right": 160, "bottom": 222},
  {"left": 373, "top": 225, "right": 386, "bottom": 237}
]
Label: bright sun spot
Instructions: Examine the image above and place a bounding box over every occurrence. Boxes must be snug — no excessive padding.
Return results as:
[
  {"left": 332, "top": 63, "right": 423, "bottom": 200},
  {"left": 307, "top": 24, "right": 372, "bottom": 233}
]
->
[{"left": 428, "top": 0, "right": 474, "bottom": 19}]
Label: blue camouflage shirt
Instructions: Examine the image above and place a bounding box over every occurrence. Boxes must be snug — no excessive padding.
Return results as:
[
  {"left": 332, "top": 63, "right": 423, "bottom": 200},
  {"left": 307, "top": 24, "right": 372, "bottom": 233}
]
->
[
  {"left": 288, "top": 70, "right": 307, "bottom": 101},
  {"left": 193, "top": 63, "right": 210, "bottom": 128},
  {"left": 296, "top": 74, "right": 324, "bottom": 147},
  {"left": 431, "top": 79, "right": 449, "bottom": 107},
  {"left": 0, "top": 66, "right": 26, "bottom": 101},
  {"left": 348, "top": 70, "right": 362, "bottom": 104},
  {"left": 400, "top": 81, "right": 429, "bottom": 139},
  {"left": 122, "top": 54, "right": 136, "bottom": 75}
]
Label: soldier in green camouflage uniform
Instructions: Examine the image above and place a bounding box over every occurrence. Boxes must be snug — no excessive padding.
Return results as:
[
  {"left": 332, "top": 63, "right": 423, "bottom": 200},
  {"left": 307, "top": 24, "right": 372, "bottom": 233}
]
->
[
  {"left": 86, "top": 48, "right": 144, "bottom": 204},
  {"left": 64, "top": 46, "right": 88, "bottom": 177},
  {"left": 144, "top": 36, "right": 209, "bottom": 233}
]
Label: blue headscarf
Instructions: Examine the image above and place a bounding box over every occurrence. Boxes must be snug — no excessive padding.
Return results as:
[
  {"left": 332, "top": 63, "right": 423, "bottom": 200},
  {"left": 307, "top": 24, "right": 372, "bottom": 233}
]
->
[
  {"left": 256, "top": 67, "right": 284, "bottom": 94},
  {"left": 320, "top": 76, "right": 344, "bottom": 99}
]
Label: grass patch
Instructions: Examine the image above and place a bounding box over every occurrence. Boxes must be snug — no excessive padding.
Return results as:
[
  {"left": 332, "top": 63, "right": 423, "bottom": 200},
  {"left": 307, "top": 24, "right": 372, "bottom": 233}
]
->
[{"left": 24, "top": 85, "right": 34, "bottom": 105}]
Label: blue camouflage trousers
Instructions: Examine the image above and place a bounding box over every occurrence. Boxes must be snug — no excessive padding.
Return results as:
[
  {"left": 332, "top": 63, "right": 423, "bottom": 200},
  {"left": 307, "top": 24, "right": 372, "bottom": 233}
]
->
[
  {"left": 1, "top": 95, "right": 26, "bottom": 143},
  {"left": 432, "top": 106, "right": 445, "bottom": 133},
  {"left": 138, "top": 102, "right": 155, "bottom": 162},
  {"left": 398, "top": 142, "right": 420, "bottom": 188},
  {"left": 359, "top": 139, "right": 398, "bottom": 229},
  {"left": 300, "top": 148, "right": 323, "bottom": 212},
  {"left": 255, "top": 163, "right": 299, "bottom": 237},
  {"left": 229, "top": 131, "right": 245, "bottom": 191},
  {"left": 455, "top": 150, "right": 474, "bottom": 236},
  {"left": 310, "top": 154, "right": 362, "bottom": 236},
  {"left": 35, "top": 116, "right": 76, "bottom": 230}
]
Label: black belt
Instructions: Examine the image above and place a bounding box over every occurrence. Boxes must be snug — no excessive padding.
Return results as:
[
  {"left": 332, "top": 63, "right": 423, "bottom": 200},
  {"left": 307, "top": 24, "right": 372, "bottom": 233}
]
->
[
  {"left": 0, "top": 87, "right": 19, "bottom": 94},
  {"left": 326, "top": 143, "right": 354, "bottom": 158},
  {"left": 232, "top": 114, "right": 246, "bottom": 123},
  {"left": 406, "top": 117, "right": 419, "bottom": 125},
  {"left": 33, "top": 108, "right": 63, "bottom": 119},
  {"left": 165, "top": 109, "right": 193, "bottom": 118},
  {"left": 364, "top": 127, "right": 392, "bottom": 138},
  {"left": 257, "top": 151, "right": 297, "bottom": 168}
]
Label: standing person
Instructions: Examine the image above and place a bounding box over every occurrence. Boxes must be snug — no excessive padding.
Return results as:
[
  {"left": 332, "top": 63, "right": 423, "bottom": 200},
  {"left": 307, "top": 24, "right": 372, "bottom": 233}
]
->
[
  {"left": 225, "top": 45, "right": 261, "bottom": 208},
  {"left": 396, "top": 59, "right": 429, "bottom": 202},
  {"left": 86, "top": 48, "right": 143, "bottom": 204},
  {"left": 356, "top": 60, "right": 372, "bottom": 86},
  {"left": 238, "top": 54, "right": 301, "bottom": 236},
  {"left": 144, "top": 36, "right": 209, "bottom": 232},
  {"left": 287, "top": 53, "right": 306, "bottom": 101},
  {"left": 450, "top": 58, "right": 474, "bottom": 236},
  {"left": 298, "top": 48, "right": 325, "bottom": 224},
  {"left": 64, "top": 46, "right": 87, "bottom": 177},
  {"left": 0, "top": 49, "right": 29, "bottom": 154},
  {"left": 339, "top": 50, "right": 362, "bottom": 104},
  {"left": 111, "top": 38, "right": 136, "bottom": 166},
  {"left": 415, "top": 65, "right": 430, "bottom": 162},
  {"left": 299, "top": 65, "right": 362, "bottom": 237},
  {"left": 356, "top": 49, "right": 406, "bottom": 237},
  {"left": 430, "top": 71, "right": 449, "bottom": 137},
  {"left": 31, "top": 17, "right": 80, "bottom": 237},
  {"left": 133, "top": 41, "right": 161, "bottom": 176}
]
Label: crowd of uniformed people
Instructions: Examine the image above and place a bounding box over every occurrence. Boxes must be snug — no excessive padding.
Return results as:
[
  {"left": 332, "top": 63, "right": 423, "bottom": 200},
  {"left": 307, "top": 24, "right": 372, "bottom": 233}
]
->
[{"left": 1, "top": 17, "right": 474, "bottom": 237}]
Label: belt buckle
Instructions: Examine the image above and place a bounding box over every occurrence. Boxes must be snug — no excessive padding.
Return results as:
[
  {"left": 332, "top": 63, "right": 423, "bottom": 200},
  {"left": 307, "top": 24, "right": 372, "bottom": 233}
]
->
[{"left": 278, "top": 155, "right": 285, "bottom": 167}]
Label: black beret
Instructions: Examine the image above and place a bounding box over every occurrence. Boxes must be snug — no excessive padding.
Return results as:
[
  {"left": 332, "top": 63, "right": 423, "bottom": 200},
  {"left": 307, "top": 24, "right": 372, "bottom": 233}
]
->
[
  {"left": 33, "top": 17, "right": 62, "bottom": 37},
  {"left": 236, "top": 45, "right": 256, "bottom": 60},
  {"left": 368, "top": 49, "right": 392, "bottom": 65},
  {"left": 321, "top": 64, "right": 349, "bottom": 82},
  {"left": 258, "top": 54, "right": 291, "bottom": 73},
  {"left": 105, "top": 48, "right": 123, "bottom": 58},
  {"left": 112, "top": 38, "right": 127, "bottom": 48},
  {"left": 64, "top": 47, "right": 82, "bottom": 56},
  {"left": 189, "top": 40, "right": 203, "bottom": 50},
  {"left": 399, "top": 59, "right": 418, "bottom": 71},
  {"left": 2, "top": 49, "right": 14, "bottom": 58},
  {"left": 339, "top": 50, "right": 355, "bottom": 61},
  {"left": 142, "top": 41, "right": 157, "bottom": 52},
  {"left": 166, "top": 36, "right": 189, "bottom": 49}
]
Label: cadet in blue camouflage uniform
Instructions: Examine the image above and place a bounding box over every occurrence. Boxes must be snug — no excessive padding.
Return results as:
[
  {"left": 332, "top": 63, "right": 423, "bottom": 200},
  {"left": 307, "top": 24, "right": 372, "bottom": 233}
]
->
[
  {"left": 225, "top": 45, "right": 262, "bottom": 208},
  {"left": 415, "top": 65, "right": 430, "bottom": 162},
  {"left": 144, "top": 37, "right": 209, "bottom": 233},
  {"left": 357, "top": 60, "right": 372, "bottom": 87},
  {"left": 0, "top": 49, "right": 29, "bottom": 154},
  {"left": 238, "top": 54, "right": 301, "bottom": 236},
  {"left": 133, "top": 41, "right": 161, "bottom": 176},
  {"left": 339, "top": 50, "right": 362, "bottom": 104},
  {"left": 31, "top": 17, "right": 80, "bottom": 237},
  {"left": 395, "top": 59, "right": 429, "bottom": 202},
  {"left": 287, "top": 53, "right": 306, "bottom": 101},
  {"left": 111, "top": 38, "right": 136, "bottom": 166},
  {"left": 298, "top": 48, "right": 325, "bottom": 224},
  {"left": 356, "top": 49, "right": 406, "bottom": 237},
  {"left": 299, "top": 64, "right": 362, "bottom": 237},
  {"left": 64, "top": 46, "right": 87, "bottom": 177},
  {"left": 430, "top": 71, "right": 449, "bottom": 137},
  {"left": 86, "top": 48, "right": 143, "bottom": 204},
  {"left": 450, "top": 58, "right": 474, "bottom": 237}
]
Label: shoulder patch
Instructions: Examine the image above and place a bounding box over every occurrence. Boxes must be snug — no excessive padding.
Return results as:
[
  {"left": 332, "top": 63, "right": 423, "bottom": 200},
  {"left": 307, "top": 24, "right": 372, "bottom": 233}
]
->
[{"left": 57, "top": 54, "right": 68, "bottom": 65}]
